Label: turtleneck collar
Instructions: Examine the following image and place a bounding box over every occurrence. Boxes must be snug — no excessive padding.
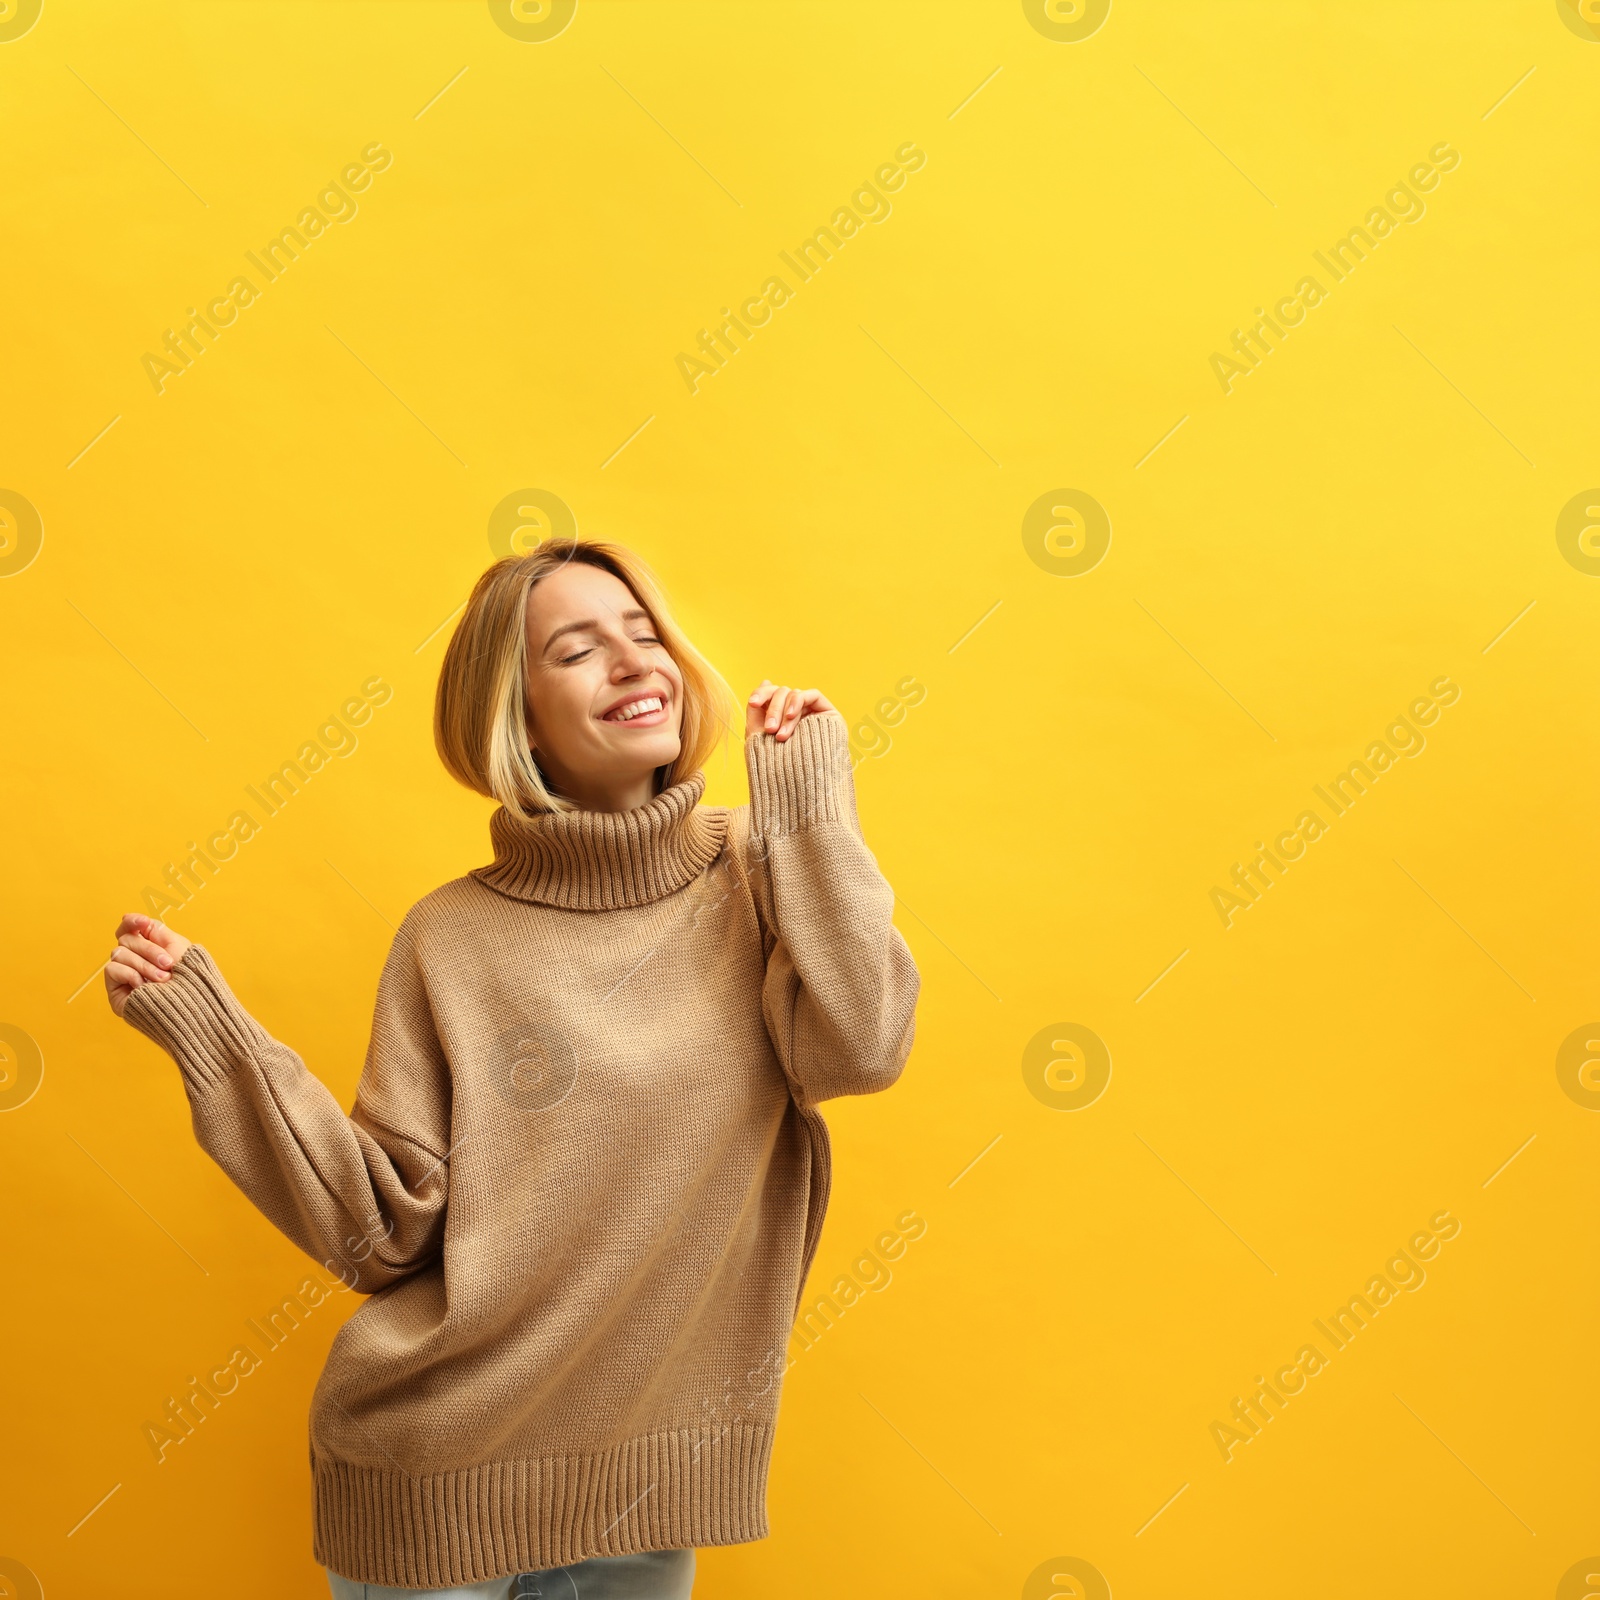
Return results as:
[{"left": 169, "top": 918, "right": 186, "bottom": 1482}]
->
[{"left": 470, "top": 771, "right": 729, "bottom": 911}]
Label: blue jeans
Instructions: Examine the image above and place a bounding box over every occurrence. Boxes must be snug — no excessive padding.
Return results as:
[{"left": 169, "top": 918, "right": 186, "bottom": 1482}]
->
[{"left": 325, "top": 1548, "right": 695, "bottom": 1599}]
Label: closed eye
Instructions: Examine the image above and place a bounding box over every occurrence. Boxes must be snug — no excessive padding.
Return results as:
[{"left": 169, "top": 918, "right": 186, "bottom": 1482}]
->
[{"left": 558, "top": 635, "right": 662, "bottom": 665}]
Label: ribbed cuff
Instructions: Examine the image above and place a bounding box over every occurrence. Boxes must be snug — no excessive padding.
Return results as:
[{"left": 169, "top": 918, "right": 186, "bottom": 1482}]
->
[
  {"left": 745, "top": 710, "right": 853, "bottom": 838},
  {"left": 121, "top": 944, "right": 258, "bottom": 1094}
]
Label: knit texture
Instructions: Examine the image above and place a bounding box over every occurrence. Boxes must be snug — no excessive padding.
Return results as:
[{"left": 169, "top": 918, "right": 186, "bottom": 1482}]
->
[{"left": 122, "top": 711, "right": 919, "bottom": 1587}]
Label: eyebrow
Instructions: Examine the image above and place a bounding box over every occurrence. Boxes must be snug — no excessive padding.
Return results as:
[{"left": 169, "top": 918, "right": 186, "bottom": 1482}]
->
[{"left": 541, "top": 607, "right": 653, "bottom": 655}]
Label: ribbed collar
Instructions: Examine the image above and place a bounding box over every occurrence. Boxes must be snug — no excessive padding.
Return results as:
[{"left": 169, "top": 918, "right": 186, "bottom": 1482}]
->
[{"left": 471, "top": 771, "right": 729, "bottom": 911}]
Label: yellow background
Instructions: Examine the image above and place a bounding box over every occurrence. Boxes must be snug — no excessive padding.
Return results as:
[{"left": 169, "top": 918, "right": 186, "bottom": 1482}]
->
[{"left": 3, "top": 1, "right": 1597, "bottom": 1595}]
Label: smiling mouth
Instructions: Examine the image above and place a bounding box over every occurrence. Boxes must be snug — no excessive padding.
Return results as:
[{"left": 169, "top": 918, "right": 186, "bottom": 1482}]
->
[{"left": 601, "top": 693, "right": 669, "bottom": 727}]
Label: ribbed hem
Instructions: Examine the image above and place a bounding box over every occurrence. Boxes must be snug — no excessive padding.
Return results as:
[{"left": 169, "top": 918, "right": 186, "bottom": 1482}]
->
[
  {"left": 473, "top": 771, "right": 730, "bottom": 910},
  {"left": 312, "top": 1421, "right": 773, "bottom": 1586},
  {"left": 746, "top": 711, "right": 854, "bottom": 838},
  {"left": 120, "top": 944, "right": 256, "bottom": 1093}
]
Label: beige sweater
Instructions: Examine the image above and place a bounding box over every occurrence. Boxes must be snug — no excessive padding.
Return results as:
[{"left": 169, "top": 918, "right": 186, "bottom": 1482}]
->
[{"left": 122, "top": 711, "right": 919, "bottom": 1587}]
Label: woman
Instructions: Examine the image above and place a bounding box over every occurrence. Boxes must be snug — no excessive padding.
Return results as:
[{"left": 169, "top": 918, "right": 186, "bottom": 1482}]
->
[{"left": 104, "top": 539, "right": 920, "bottom": 1600}]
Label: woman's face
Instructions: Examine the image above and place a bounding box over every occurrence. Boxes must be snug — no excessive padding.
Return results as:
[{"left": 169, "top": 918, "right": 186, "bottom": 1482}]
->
[{"left": 523, "top": 561, "right": 685, "bottom": 809}]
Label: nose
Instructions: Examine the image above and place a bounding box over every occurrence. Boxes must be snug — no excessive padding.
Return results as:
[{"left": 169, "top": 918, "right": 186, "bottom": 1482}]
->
[{"left": 611, "top": 634, "right": 652, "bottom": 678}]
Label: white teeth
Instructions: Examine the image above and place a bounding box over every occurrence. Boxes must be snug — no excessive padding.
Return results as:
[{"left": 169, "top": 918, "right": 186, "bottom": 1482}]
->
[{"left": 609, "top": 696, "right": 663, "bottom": 723}]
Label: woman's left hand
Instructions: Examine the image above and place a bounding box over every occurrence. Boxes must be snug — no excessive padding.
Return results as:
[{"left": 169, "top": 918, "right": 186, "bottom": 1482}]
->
[{"left": 746, "top": 681, "right": 835, "bottom": 742}]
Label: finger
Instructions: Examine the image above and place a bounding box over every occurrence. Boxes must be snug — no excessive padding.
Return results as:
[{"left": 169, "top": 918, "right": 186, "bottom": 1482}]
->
[
  {"left": 118, "top": 932, "right": 174, "bottom": 970},
  {"left": 139, "top": 917, "right": 188, "bottom": 956},
  {"left": 113, "top": 948, "right": 169, "bottom": 984},
  {"left": 776, "top": 690, "right": 806, "bottom": 740},
  {"left": 765, "top": 688, "right": 791, "bottom": 732},
  {"left": 747, "top": 679, "right": 775, "bottom": 707},
  {"left": 104, "top": 957, "right": 144, "bottom": 994}
]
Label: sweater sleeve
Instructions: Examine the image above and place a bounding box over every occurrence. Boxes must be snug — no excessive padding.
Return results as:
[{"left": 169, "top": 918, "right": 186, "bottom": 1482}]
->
[
  {"left": 119, "top": 922, "right": 451, "bottom": 1293},
  {"left": 744, "top": 709, "right": 920, "bottom": 1108}
]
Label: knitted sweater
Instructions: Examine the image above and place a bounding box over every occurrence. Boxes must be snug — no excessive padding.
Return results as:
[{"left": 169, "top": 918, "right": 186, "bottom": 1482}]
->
[{"left": 121, "top": 710, "right": 919, "bottom": 1588}]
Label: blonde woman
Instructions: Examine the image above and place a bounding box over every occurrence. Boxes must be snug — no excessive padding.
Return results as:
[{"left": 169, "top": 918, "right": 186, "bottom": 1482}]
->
[{"left": 104, "top": 540, "right": 920, "bottom": 1600}]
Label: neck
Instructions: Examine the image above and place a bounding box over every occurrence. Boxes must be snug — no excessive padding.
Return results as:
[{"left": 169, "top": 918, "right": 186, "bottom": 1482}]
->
[{"left": 546, "top": 766, "right": 659, "bottom": 814}]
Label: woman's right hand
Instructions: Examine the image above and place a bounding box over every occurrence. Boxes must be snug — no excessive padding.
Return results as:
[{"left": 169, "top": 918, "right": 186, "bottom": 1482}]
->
[{"left": 104, "top": 913, "right": 193, "bottom": 1018}]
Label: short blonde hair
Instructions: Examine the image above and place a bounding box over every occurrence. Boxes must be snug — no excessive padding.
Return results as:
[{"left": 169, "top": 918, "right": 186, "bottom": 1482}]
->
[{"left": 435, "top": 539, "right": 736, "bottom": 819}]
